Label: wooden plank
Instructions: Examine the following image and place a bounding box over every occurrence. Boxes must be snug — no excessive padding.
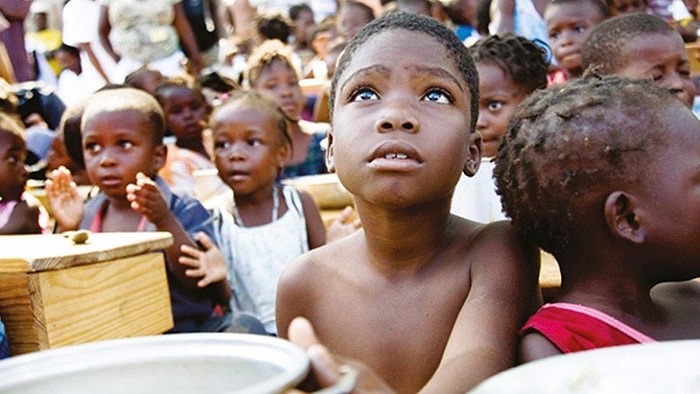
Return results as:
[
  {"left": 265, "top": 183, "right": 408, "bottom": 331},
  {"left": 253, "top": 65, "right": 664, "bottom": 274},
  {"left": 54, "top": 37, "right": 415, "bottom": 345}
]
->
[
  {"left": 0, "top": 232, "right": 173, "bottom": 273},
  {"left": 0, "top": 273, "right": 46, "bottom": 355},
  {"left": 540, "top": 250, "right": 561, "bottom": 301},
  {"left": 0, "top": 253, "right": 173, "bottom": 355},
  {"left": 38, "top": 252, "right": 173, "bottom": 350}
]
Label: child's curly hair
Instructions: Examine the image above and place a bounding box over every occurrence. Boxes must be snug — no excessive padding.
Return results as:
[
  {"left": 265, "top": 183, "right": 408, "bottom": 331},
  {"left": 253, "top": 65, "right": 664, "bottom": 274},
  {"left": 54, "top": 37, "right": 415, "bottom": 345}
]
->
[
  {"left": 245, "top": 39, "right": 301, "bottom": 88},
  {"left": 494, "top": 75, "right": 677, "bottom": 255},
  {"left": 469, "top": 33, "right": 549, "bottom": 94}
]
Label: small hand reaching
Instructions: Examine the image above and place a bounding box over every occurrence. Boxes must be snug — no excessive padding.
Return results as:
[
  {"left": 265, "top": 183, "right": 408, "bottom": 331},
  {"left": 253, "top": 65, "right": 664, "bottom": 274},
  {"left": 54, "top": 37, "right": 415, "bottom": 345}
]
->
[
  {"left": 126, "top": 172, "right": 169, "bottom": 224},
  {"left": 287, "top": 317, "right": 395, "bottom": 394},
  {"left": 45, "top": 166, "right": 84, "bottom": 231},
  {"left": 179, "top": 232, "right": 228, "bottom": 288}
]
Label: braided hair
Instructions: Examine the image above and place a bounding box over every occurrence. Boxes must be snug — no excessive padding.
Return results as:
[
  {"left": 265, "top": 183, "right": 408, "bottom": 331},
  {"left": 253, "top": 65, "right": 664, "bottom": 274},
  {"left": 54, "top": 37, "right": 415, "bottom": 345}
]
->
[{"left": 494, "top": 75, "right": 678, "bottom": 255}]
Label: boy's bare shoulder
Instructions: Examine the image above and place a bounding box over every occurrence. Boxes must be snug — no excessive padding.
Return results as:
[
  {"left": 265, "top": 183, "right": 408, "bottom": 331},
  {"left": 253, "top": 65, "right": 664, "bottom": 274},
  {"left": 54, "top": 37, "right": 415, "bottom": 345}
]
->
[{"left": 456, "top": 218, "right": 536, "bottom": 265}]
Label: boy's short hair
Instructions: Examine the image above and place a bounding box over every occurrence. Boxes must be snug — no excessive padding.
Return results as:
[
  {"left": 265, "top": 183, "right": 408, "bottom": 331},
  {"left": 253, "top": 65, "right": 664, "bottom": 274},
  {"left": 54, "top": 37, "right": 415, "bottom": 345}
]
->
[
  {"left": 330, "top": 12, "right": 479, "bottom": 131},
  {"left": 582, "top": 13, "right": 676, "bottom": 75},
  {"left": 494, "top": 75, "right": 678, "bottom": 255},
  {"left": 245, "top": 39, "right": 300, "bottom": 87},
  {"left": 470, "top": 33, "right": 549, "bottom": 94},
  {"left": 82, "top": 88, "right": 166, "bottom": 145},
  {"left": 212, "top": 90, "right": 292, "bottom": 149}
]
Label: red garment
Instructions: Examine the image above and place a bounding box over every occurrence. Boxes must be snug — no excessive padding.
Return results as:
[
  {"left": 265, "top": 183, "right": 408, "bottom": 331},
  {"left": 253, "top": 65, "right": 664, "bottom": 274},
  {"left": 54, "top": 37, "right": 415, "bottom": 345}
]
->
[{"left": 520, "top": 303, "right": 656, "bottom": 353}]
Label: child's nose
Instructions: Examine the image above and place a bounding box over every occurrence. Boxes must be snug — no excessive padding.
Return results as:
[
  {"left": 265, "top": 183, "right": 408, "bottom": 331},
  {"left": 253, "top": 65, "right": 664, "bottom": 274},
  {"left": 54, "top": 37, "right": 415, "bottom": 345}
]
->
[{"left": 375, "top": 105, "right": 419, "bottom": 133}]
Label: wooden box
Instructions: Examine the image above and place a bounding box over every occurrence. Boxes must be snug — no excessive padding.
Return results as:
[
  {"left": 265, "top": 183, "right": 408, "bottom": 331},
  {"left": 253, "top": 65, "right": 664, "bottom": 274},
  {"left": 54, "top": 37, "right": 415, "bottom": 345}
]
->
[{"left": 0, "top": 232, "right": 174, "bottom": 355}]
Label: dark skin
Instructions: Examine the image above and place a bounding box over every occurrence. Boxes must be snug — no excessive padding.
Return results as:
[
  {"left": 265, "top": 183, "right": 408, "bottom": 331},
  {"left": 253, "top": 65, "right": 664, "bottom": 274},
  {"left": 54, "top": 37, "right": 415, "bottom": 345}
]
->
[
  {"left": 518, "top": 105, "right": 700, "bottom": 363},
  {"left": 46, "top": 109, "right": 230, "bottom": 305},
  {"left": 277, "top": 30, "right": 541, "bottom": 393},
  {"left": 0, "top": 132, "right": 41, "bottom": 234}
]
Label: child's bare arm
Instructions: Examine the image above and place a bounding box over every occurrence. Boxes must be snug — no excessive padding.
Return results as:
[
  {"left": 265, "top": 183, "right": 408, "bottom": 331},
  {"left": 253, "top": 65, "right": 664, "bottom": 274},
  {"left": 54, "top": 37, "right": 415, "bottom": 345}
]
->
[
  {"left": 298, "top": 190, "right": 327, "bottom": 249},
  {"left": 420, "top": 222, "right": 541, "bottom": 393},
  {"left": 45, "top": 166, "right": 84, "bottom": 231},
  {"left": 126, "top": 173, "right": 201, "bottom": 289},
  {"left": 179, "top": 231, "right": 232, "bottom": 306}
]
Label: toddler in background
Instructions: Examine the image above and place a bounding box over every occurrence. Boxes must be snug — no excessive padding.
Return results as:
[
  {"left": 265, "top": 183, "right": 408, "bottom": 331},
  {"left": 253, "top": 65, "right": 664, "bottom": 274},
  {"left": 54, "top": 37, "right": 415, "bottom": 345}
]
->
[
  {"left": 277, "top": 13, "right": 541, "bottom": 393},
  {"left": 337, "top": 0, "right": 375, "bottom": 41},
  {"left": 46, "top": 88, "right": 230, "bottom": 333},
  {"left": 495, "top": 75, "right": 700, "bottom": 362},
  {"left": 0, "top": 112, "right": 50, "bottom": 234},
  {"left": 246, "top": 39, "right": 329, "bottom": 178},
  {"left": 451, "top": 33, "right": 548, "bottom": 223},
  {"left": 582, "top": 12, "right": 696, "bottom": 108},
  {"left": 46, "top": 100, "right": 90, "bottom": 186},
  {"left": 544, "top": 0, "right": 609, "bottom": 84},
  {"left": 154, "top": 78, "right": 224, "bottom": 199},
  {"left": 206, "top": 90, "right": 327, "bottom": 335},
  {"left": 605, "top": 0, "right": 649, "bottom": 15}
]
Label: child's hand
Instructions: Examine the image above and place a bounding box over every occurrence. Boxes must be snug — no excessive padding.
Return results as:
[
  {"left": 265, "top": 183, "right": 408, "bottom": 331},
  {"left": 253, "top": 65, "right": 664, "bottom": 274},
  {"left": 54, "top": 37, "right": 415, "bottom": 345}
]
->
[
  {"left": 179, "top": 232, "right": 228, "bottom": 288},
  {"left": 126, "top": 173, "right": 169, "bottom": 225},
  {"left": 286, "top": 317, "right": 394, "bottom": 394},
  {"left": 45, "top": 166, "right": 84, "bottom": 231},
  {"left": 326, "top": 206, "right": 361, "bottom": 243}
]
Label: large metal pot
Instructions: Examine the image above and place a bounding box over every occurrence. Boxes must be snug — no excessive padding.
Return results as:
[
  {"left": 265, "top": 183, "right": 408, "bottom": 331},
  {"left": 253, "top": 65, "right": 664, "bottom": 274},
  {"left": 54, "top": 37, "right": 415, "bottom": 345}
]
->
[{"left": 0, "top": 333, "right": 309, "bottom": 394}]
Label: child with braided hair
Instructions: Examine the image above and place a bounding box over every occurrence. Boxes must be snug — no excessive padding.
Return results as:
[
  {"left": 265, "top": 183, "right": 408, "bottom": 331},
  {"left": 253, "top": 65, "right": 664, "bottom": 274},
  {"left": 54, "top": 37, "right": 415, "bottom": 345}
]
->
[
  {"left": 582, "top": 12, "right": 696, "bottom": 108},
  {"left": 494, "top": 75, "right": 700, "bottom": 363},
  {"left": 451, "top": 33, "right": 548, "bottom": 222}
]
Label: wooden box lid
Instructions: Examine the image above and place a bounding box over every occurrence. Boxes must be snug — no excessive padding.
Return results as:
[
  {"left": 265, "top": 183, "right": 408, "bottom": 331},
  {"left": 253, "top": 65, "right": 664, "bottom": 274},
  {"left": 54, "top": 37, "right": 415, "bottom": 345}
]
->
[{"left": 0, "top": 232, "right": 173, "bottom": 273}]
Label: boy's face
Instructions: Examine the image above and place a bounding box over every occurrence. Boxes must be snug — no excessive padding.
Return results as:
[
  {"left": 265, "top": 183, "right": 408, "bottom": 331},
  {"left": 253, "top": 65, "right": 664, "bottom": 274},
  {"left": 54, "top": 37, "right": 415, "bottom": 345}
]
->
[
  {"left": 160, "top": 86, "right": 208, "bottom": 142},
  {"left": 475, "top": 61, "right": 528, "bottom": 158},
  {"left": 252, "top": 59, "right": 304, "bottom": 122},
  {"left": 634, "top": 106, "right": 700, "bottom": 277},
  {"left": 545, "top": 3, "right": 605, "bottom": 75},
  {"left": 82, "top": 110, "right": 165, "bottom": 199},
  {"left": 338, "top": 5, "right": 372, "bottom": 40},
  {"left": 329, "top": 30, "right": 478, "bottom": 207},
  {"left": 617, "top": 34, "right": 695, "bottom": 108},
  {"left": 211, "top": 105, "right": 288, "bottom": 197},
  {"left": 0, "top": 133, "right": 27, "bottom": 201}
]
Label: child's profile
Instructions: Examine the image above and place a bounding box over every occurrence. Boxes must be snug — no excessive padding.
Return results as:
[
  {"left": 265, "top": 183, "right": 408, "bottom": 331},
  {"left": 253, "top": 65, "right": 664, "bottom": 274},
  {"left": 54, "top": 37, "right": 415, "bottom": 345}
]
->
[{"left": 494, "top": 75, "right": 700, "bottom": 362}]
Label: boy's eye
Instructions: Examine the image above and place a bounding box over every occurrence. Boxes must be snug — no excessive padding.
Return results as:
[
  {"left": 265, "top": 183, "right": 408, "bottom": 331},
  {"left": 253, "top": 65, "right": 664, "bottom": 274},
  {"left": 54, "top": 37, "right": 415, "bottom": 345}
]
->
[
  {"left": 574, "top": 25, "right": 587, "bottom": 34},
  {"left": 84, "top": 142, "right": 100, "bottom": 152},
  {"left": 214, "top": 141, "right": 231, "bottom": 151},
  {"left": 423, "top": 89, "right": 452, "bottom": 104},
  {"left": 350, "top": 87, "right": 379, "bottom": 102},
  {"left": 549, "top": 31, "right": 560, "bottom": 40},
  {"left": 247, "top": 138, "right": 262, "bottom": 146},
  {"left": 119, "top": 140, "right": 134, "bottom": 149},
  {"left": 488, "top": 101, "right": 503, "bottom": 111}
]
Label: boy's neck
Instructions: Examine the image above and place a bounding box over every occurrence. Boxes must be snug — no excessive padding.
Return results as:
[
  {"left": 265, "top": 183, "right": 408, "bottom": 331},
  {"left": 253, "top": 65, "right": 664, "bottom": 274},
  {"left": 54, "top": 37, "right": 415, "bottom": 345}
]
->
[{"left": 355, "top": 198, "right": 458, "bottom": 274}]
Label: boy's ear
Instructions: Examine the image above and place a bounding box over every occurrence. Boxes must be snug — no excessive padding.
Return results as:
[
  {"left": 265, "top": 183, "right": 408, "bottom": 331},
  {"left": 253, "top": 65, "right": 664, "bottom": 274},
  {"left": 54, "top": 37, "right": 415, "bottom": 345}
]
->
[
  {"left": 325, "top": 131, "right": 335, "bottom": 173},
  {"left": 604, "top": 191, "right": 645, "bottom": 244},
  {"left": 463, "top": 131, "right": 482, "bottom": 177},
  {"left": 152, "top": 144, "right": 167, "bottom": 172}
]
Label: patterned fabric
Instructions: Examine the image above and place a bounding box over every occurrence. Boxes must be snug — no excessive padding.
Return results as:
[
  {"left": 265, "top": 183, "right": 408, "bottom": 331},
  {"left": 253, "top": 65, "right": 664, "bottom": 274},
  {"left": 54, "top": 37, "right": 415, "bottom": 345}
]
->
[
  {"left": 159, "top": 143, "right": 219, "bottom": 199},
  {"left": 520, "top": 302, "right": 657, "bottom": 353},
  {"left": 100, "top": 0, "right": 181, "bottom": 64},
  {"left": 212, "top": 185, "right": 309, "bottom": 334},
  {"left": 281, "top": 121, "right": 328, "bottom": 179}
]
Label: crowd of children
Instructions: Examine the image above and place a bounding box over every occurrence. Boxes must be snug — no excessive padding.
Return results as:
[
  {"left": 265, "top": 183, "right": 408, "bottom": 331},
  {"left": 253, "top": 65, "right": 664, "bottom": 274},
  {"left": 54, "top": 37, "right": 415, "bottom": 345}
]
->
[{"left": 0, "top": 1, "right": 699, "bottom": 392}]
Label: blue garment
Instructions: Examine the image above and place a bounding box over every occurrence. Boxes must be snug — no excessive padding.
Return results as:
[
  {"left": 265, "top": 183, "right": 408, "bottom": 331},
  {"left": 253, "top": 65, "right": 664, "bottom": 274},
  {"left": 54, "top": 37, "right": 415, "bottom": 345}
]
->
[
  {"left": 79, "top": 175, "right": 217, "bottom": 333},
  {"left": 0, "top": 317, "right": 9, "bottom": 359},
  {"left": 281, "top": 127, "right": 327, "bottom": 179}
]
